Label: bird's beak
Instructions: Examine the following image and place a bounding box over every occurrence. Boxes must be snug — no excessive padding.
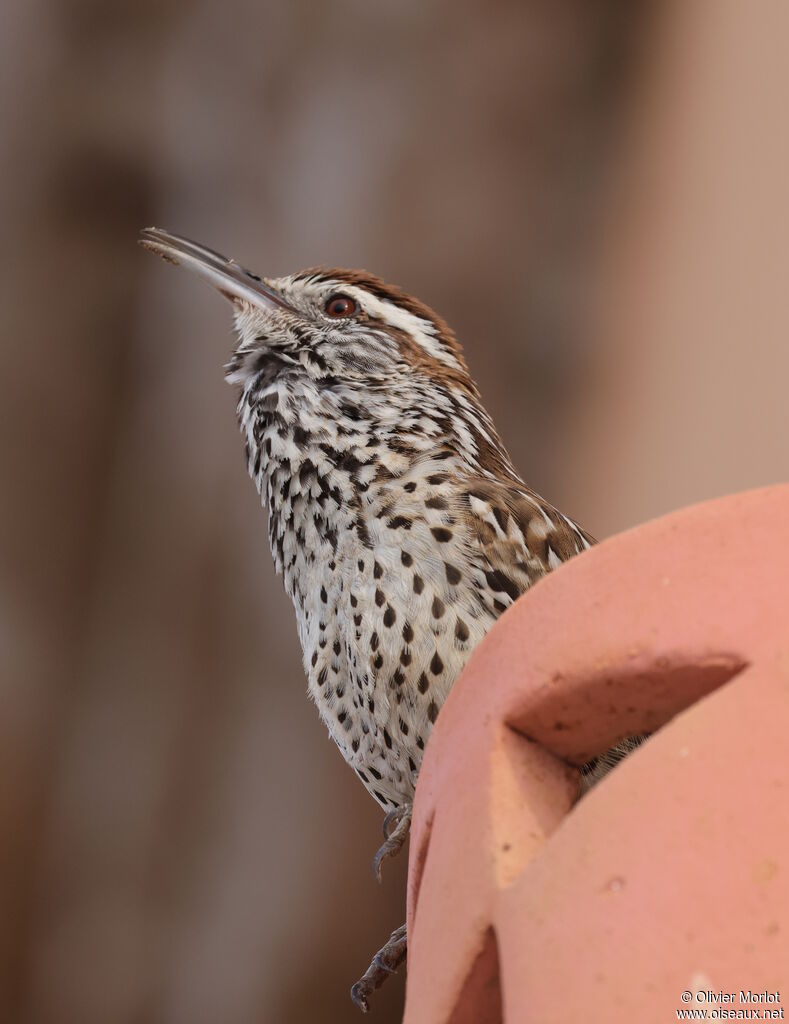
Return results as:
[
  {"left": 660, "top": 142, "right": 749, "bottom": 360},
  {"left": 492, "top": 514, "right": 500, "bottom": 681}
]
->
[{"left": 139, "top": 227, "right": 295, "bottom": 314}]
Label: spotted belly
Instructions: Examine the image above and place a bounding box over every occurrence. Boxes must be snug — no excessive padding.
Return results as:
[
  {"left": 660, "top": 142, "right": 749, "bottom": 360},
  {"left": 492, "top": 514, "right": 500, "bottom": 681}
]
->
[{"left": 303, "top": 541, "right": 493, "bottom": 809}]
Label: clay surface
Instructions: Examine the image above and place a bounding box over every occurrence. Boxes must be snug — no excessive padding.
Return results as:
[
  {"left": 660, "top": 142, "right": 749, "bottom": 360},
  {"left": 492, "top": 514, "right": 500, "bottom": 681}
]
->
[{"left": 405, "top": 485, "right": 789, "bottom": 1023}]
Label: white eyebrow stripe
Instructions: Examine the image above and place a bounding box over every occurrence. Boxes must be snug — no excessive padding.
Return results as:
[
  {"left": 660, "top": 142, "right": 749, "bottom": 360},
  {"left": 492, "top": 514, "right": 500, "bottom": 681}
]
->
[{"left": 339, "top": 285, "right": 463, "bottom": 370}]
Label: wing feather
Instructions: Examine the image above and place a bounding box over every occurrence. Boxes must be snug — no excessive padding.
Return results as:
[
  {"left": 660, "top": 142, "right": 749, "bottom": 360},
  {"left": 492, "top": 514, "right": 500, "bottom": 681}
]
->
[{"left": 462, "top": 478, "right": 593, "bottom": 613}]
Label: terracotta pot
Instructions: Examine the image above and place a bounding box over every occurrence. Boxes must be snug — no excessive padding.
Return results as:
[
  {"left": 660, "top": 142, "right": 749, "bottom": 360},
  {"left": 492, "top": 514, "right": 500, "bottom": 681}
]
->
[{"left": 405, "top": 485, "right": 789, "bottom": 1023}]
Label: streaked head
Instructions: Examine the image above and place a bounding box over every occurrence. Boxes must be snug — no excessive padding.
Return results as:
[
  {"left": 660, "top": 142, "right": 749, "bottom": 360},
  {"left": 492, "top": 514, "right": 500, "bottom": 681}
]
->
[{"left": 139, "top": 228, "right": 473, "bottom": 395}]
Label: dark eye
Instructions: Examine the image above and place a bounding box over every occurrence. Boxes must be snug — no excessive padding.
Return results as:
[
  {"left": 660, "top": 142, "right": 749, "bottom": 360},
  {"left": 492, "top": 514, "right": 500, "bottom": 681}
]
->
[{"left": 324, "top": 293, "right": 358, "bottom": 318}]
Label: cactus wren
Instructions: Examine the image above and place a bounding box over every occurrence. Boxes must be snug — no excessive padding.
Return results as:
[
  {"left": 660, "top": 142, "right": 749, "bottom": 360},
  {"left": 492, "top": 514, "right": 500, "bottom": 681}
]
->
[{"left": 141, "top": 228, "right": 596, "bottom": 1010}]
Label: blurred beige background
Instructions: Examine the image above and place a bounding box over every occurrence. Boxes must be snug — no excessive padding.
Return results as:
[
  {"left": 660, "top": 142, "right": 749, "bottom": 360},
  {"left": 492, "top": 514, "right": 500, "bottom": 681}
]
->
[{"left": 2, "top": 1, "right": 787, "bottom": 1022}]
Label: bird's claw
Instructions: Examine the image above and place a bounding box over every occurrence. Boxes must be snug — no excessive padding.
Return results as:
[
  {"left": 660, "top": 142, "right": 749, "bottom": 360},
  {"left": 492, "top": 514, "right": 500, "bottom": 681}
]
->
[
  {"left": 372, "top": 805, "right": 412, "bottom": 882},
  {"left": 380, "top": 804, "right": 407, "bottom": 840},
  {"left": 350, "top": 922, "right": 408, "bottom": 1013}
]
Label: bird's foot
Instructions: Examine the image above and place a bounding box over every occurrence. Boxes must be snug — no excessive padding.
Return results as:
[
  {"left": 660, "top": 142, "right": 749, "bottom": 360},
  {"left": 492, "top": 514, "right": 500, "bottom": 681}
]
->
[
  {"left": 372, "top": 804, "right": 412, "bottom": 882},
  {"left": 350, "top": 922, "right": 408, "bottom": 1013},
  {"left": 351, "top": 807, "right": 411, "bottom": 1010}
]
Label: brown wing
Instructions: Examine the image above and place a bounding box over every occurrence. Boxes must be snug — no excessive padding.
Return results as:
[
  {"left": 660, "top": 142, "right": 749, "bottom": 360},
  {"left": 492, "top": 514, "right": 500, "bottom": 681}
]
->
[{"left": 462, "top": 477, "right": 594, "bottom": 615}]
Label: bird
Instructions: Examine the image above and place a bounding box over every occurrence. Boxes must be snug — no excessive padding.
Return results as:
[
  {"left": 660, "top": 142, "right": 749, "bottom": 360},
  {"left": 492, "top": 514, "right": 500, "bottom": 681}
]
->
[{"left": 140, "top": 227, "right": 598, "bottom": 1011}]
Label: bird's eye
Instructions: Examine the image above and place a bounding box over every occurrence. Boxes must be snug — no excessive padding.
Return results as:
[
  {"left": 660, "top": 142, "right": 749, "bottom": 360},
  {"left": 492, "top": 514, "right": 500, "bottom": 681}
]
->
[{"left": 324, "top": 294, "right": 358, "bottom": 318}]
